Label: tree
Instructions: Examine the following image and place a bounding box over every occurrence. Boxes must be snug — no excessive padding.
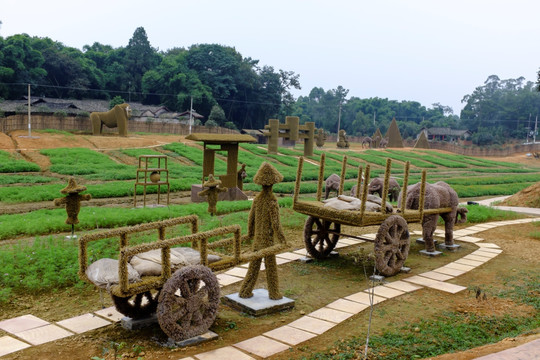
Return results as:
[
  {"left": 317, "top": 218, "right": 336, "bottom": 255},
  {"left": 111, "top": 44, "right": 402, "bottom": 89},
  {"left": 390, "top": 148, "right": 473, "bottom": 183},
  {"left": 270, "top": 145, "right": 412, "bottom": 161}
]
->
[
  {"left": 141, "top": 48, "right": 215, "bottom": 113},
  {"left": 0, "top": 34, "right": 47, "bottom": 98},
  {"left": 462, "top": 75, "right": 540, "bottom": 139},
  {"left": 205, "top": 119, "right": 219, "bottom": 127},
  {"left": 208, "top": 104, "right": 226, "bottom": 125},
  {"left": 33, "top": 37, "right": 103, "bottom": 99},
  {"left": 109, "top": 96, "right": 125, "bottom": 109},
  {"left": 124, "top": 27, "right": 160, "bottom": 100},
  {"left": 186, "top": 44, "right": 241, "bottom": 100}
]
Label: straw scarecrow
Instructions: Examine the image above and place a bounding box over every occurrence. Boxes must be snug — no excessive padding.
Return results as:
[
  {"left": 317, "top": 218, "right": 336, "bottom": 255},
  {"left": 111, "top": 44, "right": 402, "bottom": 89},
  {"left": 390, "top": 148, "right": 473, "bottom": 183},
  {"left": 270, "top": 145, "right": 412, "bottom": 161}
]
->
[
  {"left": 197, "top": 174, "right": 227, "bottom": 216},
  {"left": 53, "top": 177, "right": 92, "bottom": 237},
  {"left": 239, "top": 162, "right": 288, "bottom": 300}
]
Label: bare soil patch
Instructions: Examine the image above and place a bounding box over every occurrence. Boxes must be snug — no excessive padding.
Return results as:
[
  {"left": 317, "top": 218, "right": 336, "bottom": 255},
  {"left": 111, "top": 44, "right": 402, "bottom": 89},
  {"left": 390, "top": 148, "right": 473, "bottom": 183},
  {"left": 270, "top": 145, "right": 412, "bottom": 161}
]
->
[
  {"left": 0, "top": 132, "right": 15, "bottom": 150},
  {"left": 2, "top": 130, "right": 181, "bottom": 151}
]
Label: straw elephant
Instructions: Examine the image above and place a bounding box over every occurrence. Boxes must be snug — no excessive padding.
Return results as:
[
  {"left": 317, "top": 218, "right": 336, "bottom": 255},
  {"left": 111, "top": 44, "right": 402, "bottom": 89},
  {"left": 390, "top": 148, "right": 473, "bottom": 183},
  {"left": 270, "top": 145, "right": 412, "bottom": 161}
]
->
[
  {"left": 325, "top": 173, "right": 341, "bottom": 199},
  {"left": 368, "top": 177, "right": 401, "bottom": 201},
  {"left": 399, "top": 181, "right": 468, "bottom": 252}
]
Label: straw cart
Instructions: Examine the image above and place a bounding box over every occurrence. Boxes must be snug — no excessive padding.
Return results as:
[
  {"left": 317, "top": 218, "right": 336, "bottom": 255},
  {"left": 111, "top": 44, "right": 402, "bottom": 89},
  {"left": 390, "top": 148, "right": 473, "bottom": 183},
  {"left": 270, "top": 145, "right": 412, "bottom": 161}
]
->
[
  {"left": 293, "top": 154, "right": 452, "bottom": 277},
  {"left": 78, "top": 215, "right": 287, "bottom": 341}
]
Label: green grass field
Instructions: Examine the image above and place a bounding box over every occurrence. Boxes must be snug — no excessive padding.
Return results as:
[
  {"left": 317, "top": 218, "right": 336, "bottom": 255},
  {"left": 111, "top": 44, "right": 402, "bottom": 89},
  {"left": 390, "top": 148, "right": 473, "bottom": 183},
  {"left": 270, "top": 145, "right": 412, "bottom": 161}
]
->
[{"left": 0, "top": 143, "right": 538, "bottom": 202}]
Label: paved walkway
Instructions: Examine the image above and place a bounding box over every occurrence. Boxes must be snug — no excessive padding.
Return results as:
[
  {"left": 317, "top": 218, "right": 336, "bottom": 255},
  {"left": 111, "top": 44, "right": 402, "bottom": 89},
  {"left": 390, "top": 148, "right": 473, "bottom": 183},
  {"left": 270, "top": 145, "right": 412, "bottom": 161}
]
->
[
  {"left": 473, "top": 338, "right": 540, "bottom": 360},
  {"left": 1, "top": 215, "right": 539, "bottom": 359}
]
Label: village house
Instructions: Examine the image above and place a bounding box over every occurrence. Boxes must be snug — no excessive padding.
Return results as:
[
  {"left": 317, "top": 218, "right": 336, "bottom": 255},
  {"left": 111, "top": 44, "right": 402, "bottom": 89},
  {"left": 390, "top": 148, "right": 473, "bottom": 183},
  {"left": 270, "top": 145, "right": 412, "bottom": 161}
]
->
[{"left": 419, "top": 127, "right": 471, "bottom": 143}]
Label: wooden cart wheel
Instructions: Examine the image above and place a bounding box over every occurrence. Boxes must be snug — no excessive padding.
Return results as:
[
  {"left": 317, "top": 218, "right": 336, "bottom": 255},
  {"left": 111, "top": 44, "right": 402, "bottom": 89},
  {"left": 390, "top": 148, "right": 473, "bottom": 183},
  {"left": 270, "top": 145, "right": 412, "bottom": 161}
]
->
[
  {"left": 111, "top": 291, "right": 160, "bottom": 319},
  {"left": 374, "top": 215, "right": 410, "bottom": 277},
  {"left": 157, "top": 265, "right": 220, "bottom": 341},
  {"left": 304, "top": 216, "right": 341, "bottom": 259}
]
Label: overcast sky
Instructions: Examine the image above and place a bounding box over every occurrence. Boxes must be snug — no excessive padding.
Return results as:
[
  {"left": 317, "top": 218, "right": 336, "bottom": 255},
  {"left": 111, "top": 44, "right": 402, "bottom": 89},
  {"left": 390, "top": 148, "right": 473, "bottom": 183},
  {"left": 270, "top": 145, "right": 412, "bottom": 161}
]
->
[{"left": 2, "top": 0, "right": 539, "bottom": 115}]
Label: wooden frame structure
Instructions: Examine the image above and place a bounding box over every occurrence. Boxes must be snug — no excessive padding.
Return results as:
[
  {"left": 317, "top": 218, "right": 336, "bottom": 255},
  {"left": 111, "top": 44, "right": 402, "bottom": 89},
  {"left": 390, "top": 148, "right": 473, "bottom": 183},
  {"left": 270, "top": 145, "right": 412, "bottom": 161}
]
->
[{"left": 134, "top": 155, "right": 170, "bottom": 207}]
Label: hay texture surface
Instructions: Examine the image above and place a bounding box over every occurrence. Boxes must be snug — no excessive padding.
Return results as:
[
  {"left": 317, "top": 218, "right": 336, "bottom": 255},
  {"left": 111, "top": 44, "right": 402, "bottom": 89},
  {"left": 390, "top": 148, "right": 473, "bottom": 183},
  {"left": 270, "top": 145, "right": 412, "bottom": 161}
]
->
[{"left": 239, "top": 162, "right": 287, "bottom": 300}]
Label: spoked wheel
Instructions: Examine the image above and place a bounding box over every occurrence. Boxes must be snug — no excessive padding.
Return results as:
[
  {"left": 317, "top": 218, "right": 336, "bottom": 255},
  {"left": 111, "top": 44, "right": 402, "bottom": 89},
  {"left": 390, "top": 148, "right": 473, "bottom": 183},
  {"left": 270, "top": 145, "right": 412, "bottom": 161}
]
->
[
  {"left": 304, "top": 216, "right": 341, "bottom": 259},
  {"left": 157, "top": 265, "right": 220, "bottom": 341},
  {"left": 112, "top": 291, "right": 161, "bottom": 319},
  {"left": 374, "top": 215, "right": 410, "bottom": 277}
]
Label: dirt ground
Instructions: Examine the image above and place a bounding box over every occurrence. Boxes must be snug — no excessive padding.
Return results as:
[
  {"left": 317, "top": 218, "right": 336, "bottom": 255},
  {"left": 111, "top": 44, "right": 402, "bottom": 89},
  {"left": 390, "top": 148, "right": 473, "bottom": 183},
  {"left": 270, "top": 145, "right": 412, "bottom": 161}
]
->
[
  {"left": 0, "top": 132, "right": 539, "bottom": 359},
  {"left": 500, "top": 182, "right": 540, "bottom": 208}
]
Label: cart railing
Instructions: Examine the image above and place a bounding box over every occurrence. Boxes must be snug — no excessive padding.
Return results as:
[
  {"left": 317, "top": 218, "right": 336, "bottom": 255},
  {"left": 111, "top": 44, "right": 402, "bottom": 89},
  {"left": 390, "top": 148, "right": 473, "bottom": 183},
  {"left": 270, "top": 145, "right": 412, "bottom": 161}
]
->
[
  {"left": 293, "top": 154, "right": 433, "bottom": 226},
  {"left": 116, "top": 225, "right": 242, "bottom": 295},
  {"left": 79, "top": 215, "right": 199, "bottom": 285}
]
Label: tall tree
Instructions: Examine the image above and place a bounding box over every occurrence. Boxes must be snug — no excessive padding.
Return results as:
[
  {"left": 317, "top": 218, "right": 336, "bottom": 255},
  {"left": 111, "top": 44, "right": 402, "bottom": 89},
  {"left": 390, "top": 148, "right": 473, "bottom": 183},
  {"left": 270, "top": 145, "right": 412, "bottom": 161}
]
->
[
  {"left": 142, "top": 48, "right": 215, "bottom": 113},
  {"left": 0, "top": 34, "right": 47, "bottom": 98},
  {"left": 461, "top": 75, "right": 540, "bottom": 138},
  {"left": 124, "top": 27, "right": 160, "bottom": 100}
]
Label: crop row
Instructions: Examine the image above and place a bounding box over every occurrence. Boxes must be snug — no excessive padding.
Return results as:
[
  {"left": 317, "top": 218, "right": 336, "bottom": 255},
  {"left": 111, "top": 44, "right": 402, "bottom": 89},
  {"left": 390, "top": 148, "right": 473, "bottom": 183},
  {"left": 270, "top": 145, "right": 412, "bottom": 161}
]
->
[
  {"left": 0, "top": 150, "right": 41, "bottom": 172},
  {"left": 0, "top": 143, "right": 538, "bottom": 203}
]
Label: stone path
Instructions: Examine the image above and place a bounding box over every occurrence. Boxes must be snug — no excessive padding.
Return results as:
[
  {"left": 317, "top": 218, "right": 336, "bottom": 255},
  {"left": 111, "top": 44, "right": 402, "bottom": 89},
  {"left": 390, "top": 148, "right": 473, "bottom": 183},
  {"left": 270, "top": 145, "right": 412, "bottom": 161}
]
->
[{"left": 1, "top": 217, "right": 539, "bottom": 359}]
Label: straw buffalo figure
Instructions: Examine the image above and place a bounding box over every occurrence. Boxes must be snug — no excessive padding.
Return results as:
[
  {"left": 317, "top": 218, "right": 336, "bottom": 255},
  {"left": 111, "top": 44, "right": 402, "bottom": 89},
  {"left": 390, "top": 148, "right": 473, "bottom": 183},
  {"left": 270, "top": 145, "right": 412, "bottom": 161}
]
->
[
  {"left": 399, "top": 181, "right": 468, "bottom": 252},
  {"left": 90, "top": 103, "right": 132, "bottom": 137},
  {"left": 368, "top": 177, "right": 401, "bottom": 201},
  {"left": 379, "top": 137, "right": 388, "bottom": 148}
]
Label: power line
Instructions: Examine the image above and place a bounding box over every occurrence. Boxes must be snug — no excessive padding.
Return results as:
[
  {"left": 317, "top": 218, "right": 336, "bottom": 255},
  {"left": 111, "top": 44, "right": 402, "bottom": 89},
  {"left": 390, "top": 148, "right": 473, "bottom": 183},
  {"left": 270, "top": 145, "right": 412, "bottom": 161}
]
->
[
  {"left": 1, "top": 82, "right": 536, "bottom": 124},
  {"left": 0, "top": 82, "right": 283, "bottom": 107}
]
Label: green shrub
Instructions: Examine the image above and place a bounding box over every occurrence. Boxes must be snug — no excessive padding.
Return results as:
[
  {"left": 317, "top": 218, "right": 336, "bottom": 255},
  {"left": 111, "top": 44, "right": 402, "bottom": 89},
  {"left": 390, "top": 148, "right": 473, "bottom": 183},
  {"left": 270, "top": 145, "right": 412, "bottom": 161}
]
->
[
  {"left": 53, "top": 110, "right": 67, "bottom": 118},
  {"left": 109, "top": 96, "right": 125, "bottom": 109}
]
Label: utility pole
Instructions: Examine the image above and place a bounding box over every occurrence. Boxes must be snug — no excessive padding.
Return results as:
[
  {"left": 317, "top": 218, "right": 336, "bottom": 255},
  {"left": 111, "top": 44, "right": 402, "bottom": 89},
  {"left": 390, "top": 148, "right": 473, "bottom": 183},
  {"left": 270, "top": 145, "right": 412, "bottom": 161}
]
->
[
  {"left": 336, "top": 102, "right": 342, "bottom": 133},
  {"left": 188, "top": 96, "right": 193, "bottom": 134},
  {"left": 527, "top": 114, "right": 531, "bottom": 143},
  {"left": 27, "top": 84, "right": 31, "bottom": 137},
  {"left": 534, "top": 115, "right": 538, "bottom": 144},
  {"left": 373, "top": 111, "right": 376, "bottom": 126}
]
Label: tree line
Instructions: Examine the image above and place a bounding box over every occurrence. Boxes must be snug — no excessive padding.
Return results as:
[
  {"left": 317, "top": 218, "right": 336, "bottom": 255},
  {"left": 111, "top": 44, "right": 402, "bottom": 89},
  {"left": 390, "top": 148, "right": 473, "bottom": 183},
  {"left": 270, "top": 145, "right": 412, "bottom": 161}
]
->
[{"left": 1, "top": 26, "right": 539, "bottom": 144}]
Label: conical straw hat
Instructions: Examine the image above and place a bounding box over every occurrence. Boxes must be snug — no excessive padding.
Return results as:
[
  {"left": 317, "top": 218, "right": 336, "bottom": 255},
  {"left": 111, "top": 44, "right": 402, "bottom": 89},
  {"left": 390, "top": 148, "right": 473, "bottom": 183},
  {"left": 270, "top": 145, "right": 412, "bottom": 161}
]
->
[
  {"left": 60, "top": 177, "right": 87, "bottom": 194},
  {"left": 253, "top": 162, "right": 283, "bottom": 186}
]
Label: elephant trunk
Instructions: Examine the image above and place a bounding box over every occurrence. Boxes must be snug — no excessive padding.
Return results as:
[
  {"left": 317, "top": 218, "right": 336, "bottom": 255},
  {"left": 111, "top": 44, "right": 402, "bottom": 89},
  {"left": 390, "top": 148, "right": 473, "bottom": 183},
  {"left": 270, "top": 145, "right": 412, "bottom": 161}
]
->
[{"left": 456, "top": 207, "right": 468, "bottom": 224}]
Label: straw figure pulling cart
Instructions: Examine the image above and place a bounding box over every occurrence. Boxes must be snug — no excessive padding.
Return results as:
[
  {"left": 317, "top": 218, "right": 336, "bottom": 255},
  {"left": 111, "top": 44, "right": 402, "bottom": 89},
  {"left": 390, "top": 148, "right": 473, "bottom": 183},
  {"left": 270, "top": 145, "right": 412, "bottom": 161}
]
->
[{"left": 293, "top": 154, "right": 455, "bottom": 277}]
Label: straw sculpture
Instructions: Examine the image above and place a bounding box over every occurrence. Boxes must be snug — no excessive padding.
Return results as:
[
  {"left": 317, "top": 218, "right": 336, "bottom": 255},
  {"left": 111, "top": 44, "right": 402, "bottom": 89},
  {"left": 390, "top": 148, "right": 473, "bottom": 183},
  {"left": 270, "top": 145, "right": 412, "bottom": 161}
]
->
[{"left": 239, "top": 162, "right": 288, "bottom": 300}]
